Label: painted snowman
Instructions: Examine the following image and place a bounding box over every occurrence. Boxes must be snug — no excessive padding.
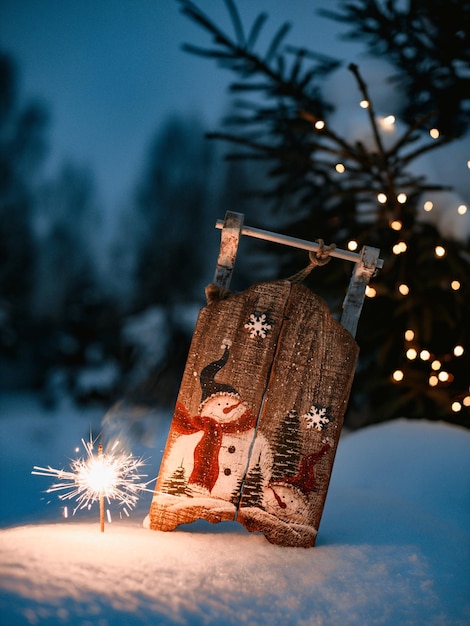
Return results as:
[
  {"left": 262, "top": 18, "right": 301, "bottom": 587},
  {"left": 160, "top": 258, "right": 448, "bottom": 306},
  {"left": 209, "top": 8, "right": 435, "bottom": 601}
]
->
[
  {"left": 163, "top": 340, "right": 272, "bottom": 502},
  {"left": 263, "top": 443, "right": 331, "bottom": 524}
]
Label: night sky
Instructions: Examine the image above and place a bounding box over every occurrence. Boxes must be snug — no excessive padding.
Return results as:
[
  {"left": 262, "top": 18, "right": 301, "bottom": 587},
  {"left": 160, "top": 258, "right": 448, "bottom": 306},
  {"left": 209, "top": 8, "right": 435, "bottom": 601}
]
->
[{"left": 0, "top": 0, "right": 363, "bottom": 218}]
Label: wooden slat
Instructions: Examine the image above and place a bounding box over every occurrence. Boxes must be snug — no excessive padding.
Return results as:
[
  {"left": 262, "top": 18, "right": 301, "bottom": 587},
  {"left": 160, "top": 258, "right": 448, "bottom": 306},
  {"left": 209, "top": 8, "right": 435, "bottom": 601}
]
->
[
  {"left": 237, "top": 284, "right": 359, "bottom": 547},
  {"left": 148, "top": 280, "right": 291, "bottom": 532}
]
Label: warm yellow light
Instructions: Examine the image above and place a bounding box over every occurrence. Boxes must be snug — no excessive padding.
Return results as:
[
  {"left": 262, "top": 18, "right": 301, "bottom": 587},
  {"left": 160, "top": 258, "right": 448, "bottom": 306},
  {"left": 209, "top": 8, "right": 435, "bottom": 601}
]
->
[
  {"left": 348, "top": 240, "right": 358, "bottom": 251},
  {"left": 314, "top": 120, "right": 325, "bottom": 130},
  {"left": 377, "top": 193, "right": 387, "bottom": 204},
  {"left": 384, "top": 115, "right": 395, "bottom": 125},
  {"left": 451, "top": 401, "right": 462, "bottom": 412},
  {"left": 431, "top": 360, "right": 441, "bottom": 371},
  {"left": 435, "top": 245, "right": 446, "bottom": 257},
  {"left": 398, "top": 284, "right": 409, "bottom": 296},
  {"left": 397, "top": 193, "right": 407, "bottom": 204},
  {"left": 420, "top": 349, "right": 431, "bottom": 361},
  {"left": 451, "top": 280, "right": 461, "bottom": 290},
  {"left": 454, "top": 345, "right": 464, "bottom": 357},
  {"left": 463, "top": 396, "right": 470, "bottom": 407},
  {"left": 429, "top": 375, "right": 439, "bottom": 387},
  {"left": 423, "top": 201, "right": 433, "bottom": 212},
  {"left": 430, "top": 128, "right": 440, "bottom": 139},
  {"left": 405, "top": 330, "right": 415, "bottom": 341},
  {"left": 406, "top": 348, "right": 418, "bottom": 360},
  {"left": 392, "top": 242, "right": 407, "bottom": 254},
  {"left": 457, "top": 204, "right": 467, "bottom": 215},
  {"left": 365, "top": 285, "right": 376, "bottom": 298},
  {"left": 438, "top": 371, "right": 449, "bottom": 382},
  {"left": 390, "top": 220, "right": 402, "bottom": 231},
  {"left": 335, "top": 163, "right": 345, "bottom": 173},
  {"left": 392, "top": 370, "right": 404, "bottom": 382},
  {"left": 360, "top": 100, "right": 369, "bottom": 109}
]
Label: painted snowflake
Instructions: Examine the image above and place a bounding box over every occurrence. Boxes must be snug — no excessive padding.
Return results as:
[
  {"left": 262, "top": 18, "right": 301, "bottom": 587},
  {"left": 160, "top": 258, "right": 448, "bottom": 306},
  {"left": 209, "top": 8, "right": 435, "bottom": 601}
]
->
[
  {"left": 244, "top": 313, "right": 272, "bottom": 339},
  {"left": 303, "top": 405, "right": 333, "bottom": 431}
]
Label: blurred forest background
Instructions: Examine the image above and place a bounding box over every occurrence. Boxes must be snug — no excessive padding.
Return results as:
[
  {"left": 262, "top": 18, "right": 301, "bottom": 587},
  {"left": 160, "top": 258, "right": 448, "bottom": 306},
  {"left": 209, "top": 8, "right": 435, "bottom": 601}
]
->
[{"left": 1, "top": 0, "right": 469, "bottom": 429}]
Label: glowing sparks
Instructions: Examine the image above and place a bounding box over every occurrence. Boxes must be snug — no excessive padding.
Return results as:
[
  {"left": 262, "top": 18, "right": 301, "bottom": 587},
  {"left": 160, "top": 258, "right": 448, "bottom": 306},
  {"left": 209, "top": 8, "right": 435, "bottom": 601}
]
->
[{"left": 32, "top": 437, "right": 153, "bottom": 529}]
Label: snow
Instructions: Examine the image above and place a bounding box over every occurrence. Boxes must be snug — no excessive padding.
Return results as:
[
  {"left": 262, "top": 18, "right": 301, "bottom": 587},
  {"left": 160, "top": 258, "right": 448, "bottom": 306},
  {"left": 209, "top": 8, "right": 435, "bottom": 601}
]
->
[{"left": 1, "top": 394, "right": 469, "bottom": 625}]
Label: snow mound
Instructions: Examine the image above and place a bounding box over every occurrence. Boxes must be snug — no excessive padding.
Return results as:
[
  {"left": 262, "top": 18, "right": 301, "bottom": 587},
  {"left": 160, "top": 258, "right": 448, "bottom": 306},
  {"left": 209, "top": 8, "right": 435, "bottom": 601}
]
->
[{"left": 1, "top": 415, "right": 469, "bottom": 625}]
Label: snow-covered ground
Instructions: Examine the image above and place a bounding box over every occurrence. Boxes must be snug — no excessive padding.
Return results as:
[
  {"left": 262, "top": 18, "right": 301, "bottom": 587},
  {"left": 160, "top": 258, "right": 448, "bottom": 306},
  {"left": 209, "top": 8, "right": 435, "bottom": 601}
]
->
[{"left": 0, "top": 393, "right": 469, "bottom": 625}]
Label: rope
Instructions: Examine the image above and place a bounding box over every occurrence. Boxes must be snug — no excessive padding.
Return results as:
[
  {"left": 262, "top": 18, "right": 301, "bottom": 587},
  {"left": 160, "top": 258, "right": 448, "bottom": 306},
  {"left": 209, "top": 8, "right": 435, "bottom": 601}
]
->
[{"left": 287, "top": 239, "right": 336, "bottom": 283}]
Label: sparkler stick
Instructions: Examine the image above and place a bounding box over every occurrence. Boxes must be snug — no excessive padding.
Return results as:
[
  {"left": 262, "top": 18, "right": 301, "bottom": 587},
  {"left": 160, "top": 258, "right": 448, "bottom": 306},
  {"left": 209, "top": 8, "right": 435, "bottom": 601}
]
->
[
  {"left": 33, "top": 437, "right": 154, "bottom": 532},
  {"left": 98, "top": 443, "right": 105, "bottom": 533}
]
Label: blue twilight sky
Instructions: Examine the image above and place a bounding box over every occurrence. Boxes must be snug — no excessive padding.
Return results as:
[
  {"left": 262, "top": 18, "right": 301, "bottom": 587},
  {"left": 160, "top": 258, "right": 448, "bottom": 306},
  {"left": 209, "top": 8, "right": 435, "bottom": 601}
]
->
[{"left": 0, "top": 1, "right": 364, "bottom": 216}]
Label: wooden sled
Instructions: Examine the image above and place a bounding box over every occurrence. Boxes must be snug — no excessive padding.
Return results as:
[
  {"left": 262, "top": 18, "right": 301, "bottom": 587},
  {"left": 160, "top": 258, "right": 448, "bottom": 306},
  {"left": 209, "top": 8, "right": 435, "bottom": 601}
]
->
[{"left": 148, "top": 213, "right": 382, "bottom": 547}]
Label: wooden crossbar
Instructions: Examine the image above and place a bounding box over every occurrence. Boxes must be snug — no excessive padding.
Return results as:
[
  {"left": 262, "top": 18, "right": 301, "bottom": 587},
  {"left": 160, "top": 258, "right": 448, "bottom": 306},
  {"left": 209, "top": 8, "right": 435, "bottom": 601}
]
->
[
  {"left": 213, "top": 212, "right": 382, "bottom": 337},
  {"left": 215, "top": 218, "right": 384, "bottom": 269}
]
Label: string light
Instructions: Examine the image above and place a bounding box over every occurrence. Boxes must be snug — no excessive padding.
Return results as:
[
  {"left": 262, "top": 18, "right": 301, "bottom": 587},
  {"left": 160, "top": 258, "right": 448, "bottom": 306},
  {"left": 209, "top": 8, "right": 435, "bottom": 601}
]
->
[
  {"left": 365, "top": 285, "right": 376, "bottom": 298},
  {"left": 398, "top": 284, "right": 409, "bottom": 295},
  {"left": 420, "top": 349, "right": 431, "bottom": 361},
  {"left": 431, "top": 360, "right": 441, "bottom": 370},
  {"left": 359, "top": 100, "right": 369, "bottom": 109},
  {"left": 347, "top": 240, "right": 358, "bottom": 251},
  {"left": 335, "top": 163, "right": 345, "bottom": 173},
  {"left": 405, "top": 330, "right": 415, "bottom": 341},
  {"left": 451, "top": 280, "right": 461, "bottom": 290},
  {"left": 423, "top": 201, "right": 433, "bottom": 212},
  {"left": 397, "top": 193, "right": 407, "bottom": 204},
  {"left": 377, "top": 193, "right": 387, "bottom": 204},
  {"left": 454, "top": 345, "right": 464, "bottom": 357},
  {"left": 451, "top": 401, "right": 462, "bottom": 412},
  {"left": 314, "top": 120, "right": 325, "bottom": 130},
  {"left": 438, "top": 371, "right": 450, "bottom": 382},
  {"left": 435, "top": 245, "right": 446, "bottom": 257},
  {"left": 463, "top": 396, "right": 470, "bottom": 407},
  {"left": 392, "top": 242, "right": 407, "bottom": 254},
  {"left": 392, "top": 369, "right": 404, "bottom": 382},
  {"left": 429, "top": 375, "right": 439, "bottom": 387},
  {"left": 457, "top": 204, "right": 467, "bottom": 215},
  {"left": 406, "top": 348, "right": 418, "bottom": 360},
  {"left": 429, "top": 128, "right": 440, "bottom": 139},
  {"left": 384, "top": 115, "right": 395, "bottom": 125},
  {"left": 390, "top": 220, "right": 402, "bottom": 230}
]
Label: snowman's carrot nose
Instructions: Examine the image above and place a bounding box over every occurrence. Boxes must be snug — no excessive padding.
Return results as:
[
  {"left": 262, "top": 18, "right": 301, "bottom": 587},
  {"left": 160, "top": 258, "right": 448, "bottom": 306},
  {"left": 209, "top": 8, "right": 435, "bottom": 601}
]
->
[{"left": 223, "top": 400, "right": 242, "bottom": 414}]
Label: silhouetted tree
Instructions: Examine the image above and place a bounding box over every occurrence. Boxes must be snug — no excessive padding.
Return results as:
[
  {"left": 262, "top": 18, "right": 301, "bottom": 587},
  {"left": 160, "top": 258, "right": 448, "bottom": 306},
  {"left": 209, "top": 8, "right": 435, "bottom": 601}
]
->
[
  {"left": 0, "top": 52, "right": 48, "bottom": 357},
  {"left": 178, "top": 0, "right": 470, "bottom": 427},
  {"left": 134, "top": 116, "right": 214, "bottom": 308}
]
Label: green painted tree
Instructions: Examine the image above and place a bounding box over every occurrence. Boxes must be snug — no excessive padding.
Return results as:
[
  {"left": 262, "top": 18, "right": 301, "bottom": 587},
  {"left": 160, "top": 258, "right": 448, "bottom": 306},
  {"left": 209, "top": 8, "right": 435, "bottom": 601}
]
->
[
  {"left": 239, "top": 459, "right": 265, "bottom": 509},
  {"left": 270, "top": 410, "right": 302, "bottom": 482}
]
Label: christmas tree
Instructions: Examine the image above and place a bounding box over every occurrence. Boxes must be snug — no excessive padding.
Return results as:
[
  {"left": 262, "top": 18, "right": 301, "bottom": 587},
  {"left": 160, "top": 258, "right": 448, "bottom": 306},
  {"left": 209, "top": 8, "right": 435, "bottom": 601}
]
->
[
  {"left": 270, "top": 410, "right": 302, "bottom": 481},
  {"left": 238, "top": 459, "right": 265, "bottom": 509},
  {"left": 161, "top": 462, "right": 191, "bottom": 497},
  {"left": 179, "top": 0, "right": 469, "bottom": 428}
]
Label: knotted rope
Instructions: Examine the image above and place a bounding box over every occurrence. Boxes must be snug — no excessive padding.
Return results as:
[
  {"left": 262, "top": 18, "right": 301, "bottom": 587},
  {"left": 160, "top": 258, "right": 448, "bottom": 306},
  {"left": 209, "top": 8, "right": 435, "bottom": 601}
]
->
[{"left": 287, "top": 239, "right": 336, "bottom": 283}]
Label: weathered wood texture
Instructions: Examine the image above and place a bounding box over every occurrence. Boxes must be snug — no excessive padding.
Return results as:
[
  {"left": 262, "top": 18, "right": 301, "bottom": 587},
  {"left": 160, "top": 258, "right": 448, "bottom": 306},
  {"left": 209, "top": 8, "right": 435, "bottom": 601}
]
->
[{"left": 148, "top": 280, "right": 359, "bottom": 547}]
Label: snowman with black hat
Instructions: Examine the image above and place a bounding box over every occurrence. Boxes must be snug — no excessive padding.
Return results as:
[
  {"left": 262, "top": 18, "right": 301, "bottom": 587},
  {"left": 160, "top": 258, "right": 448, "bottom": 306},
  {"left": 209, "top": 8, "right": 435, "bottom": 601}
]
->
[{"left": 165, "top": 339, "right": 272, "bottom": 502}]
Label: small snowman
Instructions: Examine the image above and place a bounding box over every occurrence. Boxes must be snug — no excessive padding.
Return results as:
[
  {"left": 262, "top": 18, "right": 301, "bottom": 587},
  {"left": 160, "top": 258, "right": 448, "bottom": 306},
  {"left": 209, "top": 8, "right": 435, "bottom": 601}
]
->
[
  {"left": 264, "top": 443, "right": 330, "bottom": 524},
  {"left": 166, "top": 340, "right": 272, "bottom": 500}
]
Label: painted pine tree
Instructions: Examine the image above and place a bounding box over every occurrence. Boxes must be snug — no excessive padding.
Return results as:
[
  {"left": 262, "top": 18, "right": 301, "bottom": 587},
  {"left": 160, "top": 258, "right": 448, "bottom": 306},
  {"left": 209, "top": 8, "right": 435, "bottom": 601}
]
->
[
  {"left": 239, "top": 459, "right": 265, "bottom": 509},
  {"left": 161, "top": 462, "right": 190, "bottom": 497},
  {"left": 270, "top": 410, "right": 302, "bottom": 482}
]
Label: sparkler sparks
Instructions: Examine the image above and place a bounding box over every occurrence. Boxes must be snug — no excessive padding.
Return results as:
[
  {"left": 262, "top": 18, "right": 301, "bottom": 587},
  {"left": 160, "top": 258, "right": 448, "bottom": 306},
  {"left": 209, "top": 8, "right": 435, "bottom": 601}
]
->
[{"left": 32, "top": 437, "right": 154, "bottom": 531}]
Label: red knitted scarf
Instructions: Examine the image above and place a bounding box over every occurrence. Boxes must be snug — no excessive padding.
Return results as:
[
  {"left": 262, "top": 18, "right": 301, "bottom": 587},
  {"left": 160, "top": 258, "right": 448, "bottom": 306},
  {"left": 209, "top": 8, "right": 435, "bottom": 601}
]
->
[{"left": 173, "top": 400, "right": 257, "bottom": 492}]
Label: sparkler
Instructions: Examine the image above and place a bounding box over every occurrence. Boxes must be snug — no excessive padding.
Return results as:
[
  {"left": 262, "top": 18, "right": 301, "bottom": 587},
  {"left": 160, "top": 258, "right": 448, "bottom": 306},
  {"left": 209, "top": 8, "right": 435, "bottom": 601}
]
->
[{"left": 32, "top": 437, "right": 153, "bottom": 532}]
